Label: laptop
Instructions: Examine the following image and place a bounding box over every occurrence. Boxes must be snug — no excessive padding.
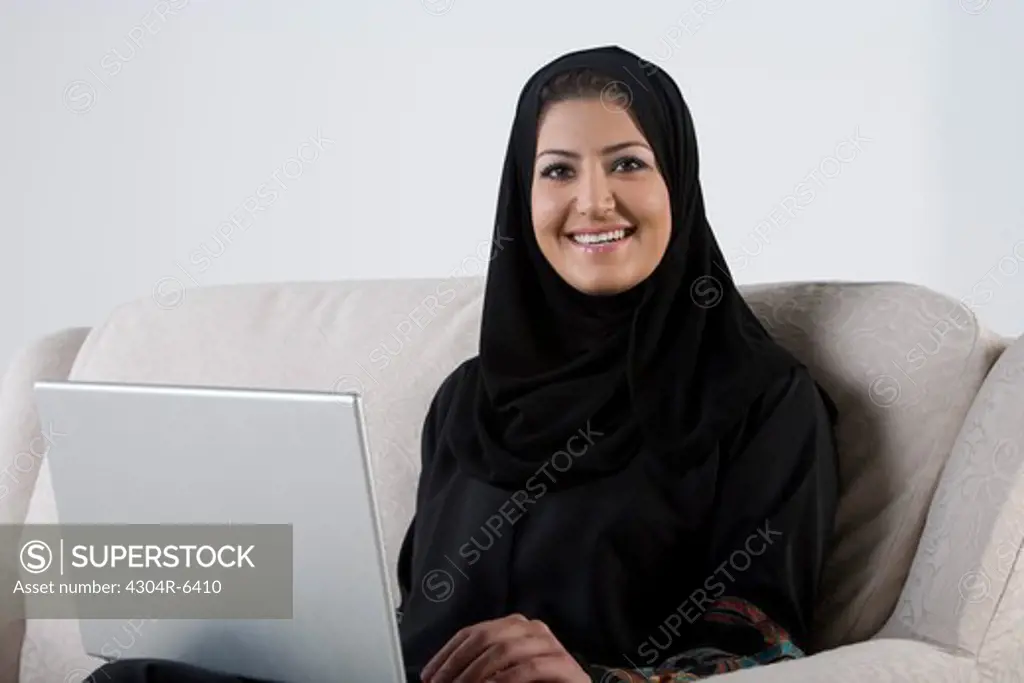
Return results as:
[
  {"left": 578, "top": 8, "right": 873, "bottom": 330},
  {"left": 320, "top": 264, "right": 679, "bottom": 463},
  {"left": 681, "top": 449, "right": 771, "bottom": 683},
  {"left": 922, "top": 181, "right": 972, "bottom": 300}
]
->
[{"left": 33, "top": 380, "right": 407, "bottom": 683}]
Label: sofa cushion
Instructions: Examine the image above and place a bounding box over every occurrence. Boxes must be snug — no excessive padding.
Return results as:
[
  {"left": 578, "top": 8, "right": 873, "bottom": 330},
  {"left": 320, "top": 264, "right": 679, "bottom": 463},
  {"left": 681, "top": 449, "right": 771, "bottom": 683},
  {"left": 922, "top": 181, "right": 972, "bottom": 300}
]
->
[
  {"left": 69, "top": 277, "right": 483, "bottom": 604},
  {"left": 64, "top": 278, "right": 1005, "bottom": 653},
  {"left": 742, "top": 281, "right": 1005, "bottom": 650}
]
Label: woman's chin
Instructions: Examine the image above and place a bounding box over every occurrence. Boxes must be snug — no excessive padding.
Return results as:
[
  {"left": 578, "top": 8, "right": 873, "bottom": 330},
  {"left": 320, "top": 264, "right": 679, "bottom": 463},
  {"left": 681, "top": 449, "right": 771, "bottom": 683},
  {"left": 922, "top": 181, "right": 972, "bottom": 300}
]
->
[{"left": 566, "top": 272, "right": 639, "bottom": 296}]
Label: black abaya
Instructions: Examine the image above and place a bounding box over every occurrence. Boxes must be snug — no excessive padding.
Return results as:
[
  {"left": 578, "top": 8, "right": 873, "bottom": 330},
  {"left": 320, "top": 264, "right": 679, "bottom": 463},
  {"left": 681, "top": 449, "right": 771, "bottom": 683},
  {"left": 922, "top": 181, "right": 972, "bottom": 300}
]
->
[{"left": 397, "top": 43, "right": 840, "bottom": 680}]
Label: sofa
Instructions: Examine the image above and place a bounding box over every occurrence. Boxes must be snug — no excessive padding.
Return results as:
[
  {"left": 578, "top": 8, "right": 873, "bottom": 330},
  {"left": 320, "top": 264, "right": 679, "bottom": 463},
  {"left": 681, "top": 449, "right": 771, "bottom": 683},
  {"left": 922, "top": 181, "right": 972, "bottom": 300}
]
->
[{"left": 1, "top": 276, "right": 1022, "bottom": 682}]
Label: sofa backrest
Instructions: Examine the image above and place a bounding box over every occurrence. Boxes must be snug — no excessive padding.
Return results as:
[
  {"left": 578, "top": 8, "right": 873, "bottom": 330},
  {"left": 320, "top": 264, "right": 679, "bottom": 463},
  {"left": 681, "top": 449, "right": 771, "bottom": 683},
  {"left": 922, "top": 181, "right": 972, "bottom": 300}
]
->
[{"left": 59, "top": 277, "right": 1006, "bottom": 651}]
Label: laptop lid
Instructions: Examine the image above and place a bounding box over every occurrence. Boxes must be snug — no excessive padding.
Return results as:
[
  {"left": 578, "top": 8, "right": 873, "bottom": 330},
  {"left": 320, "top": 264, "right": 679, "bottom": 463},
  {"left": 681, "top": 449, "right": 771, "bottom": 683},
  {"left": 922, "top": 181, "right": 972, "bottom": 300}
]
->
[{"left": 33, "top": 380, "right": 405, "bottom": 683}]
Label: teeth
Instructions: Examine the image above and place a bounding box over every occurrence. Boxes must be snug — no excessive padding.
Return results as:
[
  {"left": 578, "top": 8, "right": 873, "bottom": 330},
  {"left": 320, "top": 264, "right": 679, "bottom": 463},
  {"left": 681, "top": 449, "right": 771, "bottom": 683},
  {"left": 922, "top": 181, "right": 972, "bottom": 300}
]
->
[{"left": 570, "top": 229, "right": 628, "bottom": 245}]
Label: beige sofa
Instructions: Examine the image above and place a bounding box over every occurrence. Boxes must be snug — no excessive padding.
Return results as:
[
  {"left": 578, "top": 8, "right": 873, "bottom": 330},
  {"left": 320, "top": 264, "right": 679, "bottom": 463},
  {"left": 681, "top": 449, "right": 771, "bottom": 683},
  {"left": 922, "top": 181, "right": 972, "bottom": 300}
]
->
[{"left": 1, "top": 277, "right": 1022, "bottom": 682}]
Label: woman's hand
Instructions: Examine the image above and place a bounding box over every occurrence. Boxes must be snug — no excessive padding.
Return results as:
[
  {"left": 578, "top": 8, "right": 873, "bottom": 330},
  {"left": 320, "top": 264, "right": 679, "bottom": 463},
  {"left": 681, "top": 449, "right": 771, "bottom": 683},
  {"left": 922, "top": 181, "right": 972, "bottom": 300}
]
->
[{"left": 420, "top": 613, "right": 591, "bottom": 683}]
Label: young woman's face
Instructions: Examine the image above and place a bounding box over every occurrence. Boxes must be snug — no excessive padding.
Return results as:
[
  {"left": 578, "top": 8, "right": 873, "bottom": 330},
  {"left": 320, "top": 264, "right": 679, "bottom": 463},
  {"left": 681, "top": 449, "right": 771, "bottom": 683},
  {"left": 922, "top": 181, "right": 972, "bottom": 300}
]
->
[{"left": 531, "top": 98, "right": 672, "bottom": 296}]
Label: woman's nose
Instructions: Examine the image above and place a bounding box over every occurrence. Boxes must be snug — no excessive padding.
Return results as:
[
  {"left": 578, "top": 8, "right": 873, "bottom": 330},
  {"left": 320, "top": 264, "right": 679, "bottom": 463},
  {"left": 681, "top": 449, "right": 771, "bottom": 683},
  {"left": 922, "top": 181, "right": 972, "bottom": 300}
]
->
[{"left": 575, "top": 171, "right": 615, "bottom": 217}]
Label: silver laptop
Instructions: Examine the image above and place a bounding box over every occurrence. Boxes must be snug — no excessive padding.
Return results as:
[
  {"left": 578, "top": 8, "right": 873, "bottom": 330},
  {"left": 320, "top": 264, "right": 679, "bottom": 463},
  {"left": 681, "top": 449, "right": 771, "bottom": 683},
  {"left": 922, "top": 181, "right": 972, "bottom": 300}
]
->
[{"left": 34, "top": 380, "right": 406, "bottom": 683}]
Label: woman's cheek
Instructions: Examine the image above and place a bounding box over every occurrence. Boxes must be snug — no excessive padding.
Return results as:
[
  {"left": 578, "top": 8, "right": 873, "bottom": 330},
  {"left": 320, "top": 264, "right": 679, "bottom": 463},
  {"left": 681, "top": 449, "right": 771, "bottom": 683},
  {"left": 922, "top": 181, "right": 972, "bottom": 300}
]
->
[{"left": 531, "top": 202, "right": 564, "bottom": 240}]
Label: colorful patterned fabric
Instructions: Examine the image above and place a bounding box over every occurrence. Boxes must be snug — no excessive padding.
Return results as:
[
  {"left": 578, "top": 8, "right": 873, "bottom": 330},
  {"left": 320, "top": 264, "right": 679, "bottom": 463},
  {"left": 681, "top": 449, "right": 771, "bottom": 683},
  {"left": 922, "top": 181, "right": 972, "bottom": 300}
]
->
[{"left": 585, "top": 597, "right": 803, "bottom": 681}]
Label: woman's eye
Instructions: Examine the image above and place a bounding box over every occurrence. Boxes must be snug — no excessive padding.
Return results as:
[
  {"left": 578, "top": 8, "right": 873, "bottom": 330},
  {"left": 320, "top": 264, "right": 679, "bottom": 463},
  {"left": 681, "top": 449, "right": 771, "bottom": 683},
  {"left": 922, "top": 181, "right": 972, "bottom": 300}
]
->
[
  {"left": 540, "top": 163, "right": 574, "bottom": 180},
  {"left": 612, "top": 156, "right": 648, "bottom": 173}
]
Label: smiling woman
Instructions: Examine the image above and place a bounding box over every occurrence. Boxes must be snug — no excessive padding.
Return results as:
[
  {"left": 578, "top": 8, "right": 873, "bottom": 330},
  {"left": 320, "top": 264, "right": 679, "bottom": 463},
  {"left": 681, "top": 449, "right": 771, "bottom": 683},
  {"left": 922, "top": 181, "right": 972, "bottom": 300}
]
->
[{"left": 394, "top": 47, "right": 838, "bottom": 683}]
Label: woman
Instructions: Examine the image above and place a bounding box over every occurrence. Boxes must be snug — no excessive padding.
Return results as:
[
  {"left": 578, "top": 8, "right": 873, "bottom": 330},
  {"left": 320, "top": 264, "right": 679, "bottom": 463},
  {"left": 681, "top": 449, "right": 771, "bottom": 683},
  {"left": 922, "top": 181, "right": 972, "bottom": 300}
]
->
[{"left": 89, "top": 45, "right": 838, "bottom": 683}]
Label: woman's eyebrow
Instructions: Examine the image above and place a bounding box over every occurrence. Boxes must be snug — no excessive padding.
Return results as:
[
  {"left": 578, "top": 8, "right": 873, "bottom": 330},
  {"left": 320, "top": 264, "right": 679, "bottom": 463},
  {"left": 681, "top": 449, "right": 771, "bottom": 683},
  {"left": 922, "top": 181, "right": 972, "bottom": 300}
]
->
[{"left": 535, "top": 141, "right": 652, "bottom": 159}]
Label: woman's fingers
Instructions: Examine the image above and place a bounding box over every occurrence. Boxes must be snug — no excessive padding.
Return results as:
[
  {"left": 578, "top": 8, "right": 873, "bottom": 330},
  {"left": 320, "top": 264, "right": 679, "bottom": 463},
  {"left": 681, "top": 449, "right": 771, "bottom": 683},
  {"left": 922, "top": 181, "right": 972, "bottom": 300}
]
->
[
  {"left": 452, "top": 634, "right": 556, "bottom": 683},
  {"left": 420, "top": 626, "right": 475, "bottom": 681},
  {"left": 486, "top": 653, "right": 591, "bottom": 683},
  {"left": 421, "top": 614, "right": 531, "bottom": 683}
]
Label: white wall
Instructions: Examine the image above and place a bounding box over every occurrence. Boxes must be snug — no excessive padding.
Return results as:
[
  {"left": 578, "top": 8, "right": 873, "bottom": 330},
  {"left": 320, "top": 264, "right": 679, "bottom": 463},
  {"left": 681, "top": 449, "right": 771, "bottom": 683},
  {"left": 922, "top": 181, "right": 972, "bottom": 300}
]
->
[{"left": 1, "top": 0, "right": 1021, "bottom": 374}]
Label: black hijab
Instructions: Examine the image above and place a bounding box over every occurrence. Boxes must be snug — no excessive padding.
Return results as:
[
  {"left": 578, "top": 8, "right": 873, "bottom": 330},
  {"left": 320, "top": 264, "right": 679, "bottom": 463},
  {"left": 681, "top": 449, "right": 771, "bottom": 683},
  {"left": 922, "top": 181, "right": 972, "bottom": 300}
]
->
[{"left": 444, "top": 45, "right": 806, "bottom": 491}]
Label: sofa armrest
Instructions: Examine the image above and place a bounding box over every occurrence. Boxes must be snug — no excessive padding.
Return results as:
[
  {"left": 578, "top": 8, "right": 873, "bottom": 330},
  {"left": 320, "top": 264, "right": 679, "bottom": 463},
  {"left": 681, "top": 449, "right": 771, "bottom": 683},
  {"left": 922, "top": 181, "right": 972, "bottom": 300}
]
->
[
  {"left": 878, "top": 333, "right": 1024, "bottom": 671},
  {"left": 0, "top": 327, "right": 91, "bottom": 682},
  {"left": 711, "top": 638, "right": 974, "bottom": 681},
  {"left": 0, "top": 327, "right": 91, "bottom": 526}
]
